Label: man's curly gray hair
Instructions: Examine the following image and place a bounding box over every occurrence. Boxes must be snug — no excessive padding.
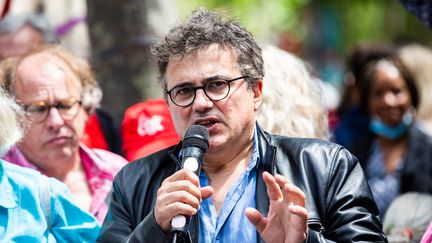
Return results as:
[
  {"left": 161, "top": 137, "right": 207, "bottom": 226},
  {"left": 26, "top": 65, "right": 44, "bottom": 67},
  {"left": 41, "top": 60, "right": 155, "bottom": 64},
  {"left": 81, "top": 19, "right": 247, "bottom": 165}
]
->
[{"left": 152, "top": 8, "right": 264, "bottom": 91}]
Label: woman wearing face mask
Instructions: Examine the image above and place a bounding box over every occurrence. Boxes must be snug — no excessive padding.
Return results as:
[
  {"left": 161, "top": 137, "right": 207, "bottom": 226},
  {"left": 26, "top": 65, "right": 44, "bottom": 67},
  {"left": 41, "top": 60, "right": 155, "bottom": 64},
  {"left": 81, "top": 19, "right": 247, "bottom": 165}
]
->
[{"left": 351, "top": 56, "right": 432, "bottom": 218}]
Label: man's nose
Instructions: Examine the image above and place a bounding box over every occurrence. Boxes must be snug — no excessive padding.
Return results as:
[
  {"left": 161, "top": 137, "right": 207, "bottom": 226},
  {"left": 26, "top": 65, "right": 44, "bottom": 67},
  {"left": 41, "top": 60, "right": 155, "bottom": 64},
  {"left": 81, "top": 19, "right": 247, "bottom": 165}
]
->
[
  {"left": 192, "top": 89, "right": 213, "bottom": 110},
  {"left": 45, "top": 107, "right": 65, "bottom": 129}
]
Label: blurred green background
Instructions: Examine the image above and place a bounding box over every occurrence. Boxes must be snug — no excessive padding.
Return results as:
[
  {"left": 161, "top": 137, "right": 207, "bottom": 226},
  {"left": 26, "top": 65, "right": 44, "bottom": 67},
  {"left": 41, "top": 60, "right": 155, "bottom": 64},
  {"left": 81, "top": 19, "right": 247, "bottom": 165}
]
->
[
  {"left": 177, "top": 0, "right": 432, "bottom": 88},
  {"left": 178, "top": 0, "right": 431, "bottom": 53},
  {"left": 6, "top": 0, "right": 428, "bottom": 119}
]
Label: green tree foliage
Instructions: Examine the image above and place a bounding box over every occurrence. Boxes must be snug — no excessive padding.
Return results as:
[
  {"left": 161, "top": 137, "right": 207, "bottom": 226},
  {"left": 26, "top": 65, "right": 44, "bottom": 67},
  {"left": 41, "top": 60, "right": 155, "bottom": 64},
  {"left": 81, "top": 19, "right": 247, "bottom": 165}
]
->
[
  {"left": 177, "top": 0, "right": 432, "bottom": 54},
  {"left": 177, "top": 0, "right": 311, "bottom": 43},
  {"left": 322, "top": 0, "right": 432, "bottom": 53}
]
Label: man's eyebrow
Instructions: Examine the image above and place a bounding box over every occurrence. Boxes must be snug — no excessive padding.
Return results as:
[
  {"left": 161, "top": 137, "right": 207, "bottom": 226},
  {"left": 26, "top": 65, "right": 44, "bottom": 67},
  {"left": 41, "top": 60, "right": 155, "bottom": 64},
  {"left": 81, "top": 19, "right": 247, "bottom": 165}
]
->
[
  {"left": 173, "top": 81, "right": 195, "bottom": 88},
  {"left": 202, "top": 75, "right": 226, "bottom": 83},
  {"left": 171, "top": 75, "right": 227, "bottom": 89}
]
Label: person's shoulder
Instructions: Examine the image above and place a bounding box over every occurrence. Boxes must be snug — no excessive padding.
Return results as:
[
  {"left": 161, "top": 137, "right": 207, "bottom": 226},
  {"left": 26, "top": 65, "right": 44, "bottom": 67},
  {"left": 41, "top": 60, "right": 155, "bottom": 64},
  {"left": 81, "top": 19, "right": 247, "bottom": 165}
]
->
[
  {"left": 270, "top": 135, "right": 356, "bottom": 167},
  {"left": 411, "top": 124, "right": 432, "bottom": 142},
  {"left": 407, "top": 125, "right": 432, "bottom": 155},
  {"left": 92, "top": 148, "right": 128, "bottom": 166},
  {"left": 129, "top": 145, "right": 175, "bottom": 166},
  {"left": 1, "top": 159, "right": 42, "bottom": 184},
  {"left": 81, "top": 144, "right": 127, "bottom": 173},
  {"left": 116, "top": 145, "right": 177, "bottom": 178},
  {"left": 1, "top": 160, "right": 69, "bottom": 196},
  {"left": 271, "top": 134, "right": 343, "bottom": 152}
]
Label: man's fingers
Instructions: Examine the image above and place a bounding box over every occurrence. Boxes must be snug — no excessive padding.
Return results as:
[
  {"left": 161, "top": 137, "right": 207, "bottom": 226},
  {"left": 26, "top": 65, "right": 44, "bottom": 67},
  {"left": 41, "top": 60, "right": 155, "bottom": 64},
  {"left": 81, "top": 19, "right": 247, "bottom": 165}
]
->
[
  {"left": 262, "top": 171, "right": 283, "bottom": 200},
  {"left": 160, "top": 179, "right": 202, "bottom": 199},
  {"left": 283, "top": 183, "right": 306, "bottom": 207},
  {"left": 159, "top": 190, "right": 201, "bottom": 208},
  {"left": 245, "top": 207, "right": 267, "bottom": 234},
  {"left": 165, "top": 201, "right": 198, "bottom": 217},
  {"left": 201, "top": 186, "right": 214, "bottom": 199},
  {"left": 289, "top": 204, "right": 308, "bottom": 220},
  {"left": 274, "top": 173, "right": 306, "bottom": 207},
  {"left": 163, "top": 169, "right": 200, "bottom": 187},
  {"left": 275, "top": 174, "right": 290, "bottom": 185}
]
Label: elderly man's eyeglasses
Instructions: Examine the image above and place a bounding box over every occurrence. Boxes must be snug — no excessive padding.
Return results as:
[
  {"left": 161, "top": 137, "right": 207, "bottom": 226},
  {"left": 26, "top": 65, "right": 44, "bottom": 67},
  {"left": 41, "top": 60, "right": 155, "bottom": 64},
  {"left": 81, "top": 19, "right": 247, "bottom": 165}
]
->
[
  {"left": 22, "top": 97, "right": 82, "bottom": 123},
  {"left": 166, "top": 76, "right": 247, "bottom": 107}
]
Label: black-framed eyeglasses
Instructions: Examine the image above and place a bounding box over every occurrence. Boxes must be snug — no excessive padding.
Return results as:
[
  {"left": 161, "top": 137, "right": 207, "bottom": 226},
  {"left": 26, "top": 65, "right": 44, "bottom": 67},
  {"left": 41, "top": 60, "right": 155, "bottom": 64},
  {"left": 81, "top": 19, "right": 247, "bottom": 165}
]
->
[
  {"left": 166, "top": 76, "right": 248, "bottom": 107},
  {"left": 21, "top": 97, "right": 82, "bottom": 123}
]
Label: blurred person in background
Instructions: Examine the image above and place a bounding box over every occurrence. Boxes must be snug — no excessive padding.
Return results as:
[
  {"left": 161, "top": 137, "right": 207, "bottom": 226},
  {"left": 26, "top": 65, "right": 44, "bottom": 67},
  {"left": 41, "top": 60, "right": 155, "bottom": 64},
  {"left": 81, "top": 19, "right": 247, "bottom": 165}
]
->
[
  {"left": 0, "top": 86, "right": 100, "bottom": 241},
  {"left": 383, "top": 192, "right": 432, "bottom": 243},
  {"left": 351, "top": 55, "right": 432, "bottom": 218},
  {"left": 0, "top": 44, "right": 127, "bottom": 222},
  {"left": 0, "top": 12, "right": 123, "bottom": 155},
  {"left": 258, "top": 45, "right": 329, "bottom": 139},
  {"left": 399, "top": 43, "right": 432, "bottom": 136},
  {"left": 333, "top": 43, "right": 397, "bottom": 149},
  {"left": 0, "top": 13, "right": 56, "bottom": 61}
]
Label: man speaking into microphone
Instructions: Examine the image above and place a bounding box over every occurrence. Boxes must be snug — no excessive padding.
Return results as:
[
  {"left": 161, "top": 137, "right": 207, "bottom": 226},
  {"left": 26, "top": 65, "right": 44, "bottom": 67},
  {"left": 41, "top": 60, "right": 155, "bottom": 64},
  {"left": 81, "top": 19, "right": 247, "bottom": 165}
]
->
[{"left": 98, "top": 8, "right": 386, "bottom": 243}]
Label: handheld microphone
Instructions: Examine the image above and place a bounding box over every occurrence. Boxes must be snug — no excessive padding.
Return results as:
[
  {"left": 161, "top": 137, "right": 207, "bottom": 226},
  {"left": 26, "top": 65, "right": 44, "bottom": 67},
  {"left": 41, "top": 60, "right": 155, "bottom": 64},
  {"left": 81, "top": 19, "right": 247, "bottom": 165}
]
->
[{"left": 171, "top": 125, "right": 209, "bottom": 241}]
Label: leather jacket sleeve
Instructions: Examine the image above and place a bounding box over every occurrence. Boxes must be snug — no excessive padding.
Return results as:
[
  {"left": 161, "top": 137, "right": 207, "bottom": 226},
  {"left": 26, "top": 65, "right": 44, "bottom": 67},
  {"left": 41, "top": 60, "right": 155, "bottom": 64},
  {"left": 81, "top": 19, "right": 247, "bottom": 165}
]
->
[
  {"left": 303, "top": 147, "right": 386, "bottom": 242},
  {"left": 97, "top": 170, "right": 171, "bottom": 243},
  {"left": 126, "top": 210, "right": 171, "bottom": 243}
]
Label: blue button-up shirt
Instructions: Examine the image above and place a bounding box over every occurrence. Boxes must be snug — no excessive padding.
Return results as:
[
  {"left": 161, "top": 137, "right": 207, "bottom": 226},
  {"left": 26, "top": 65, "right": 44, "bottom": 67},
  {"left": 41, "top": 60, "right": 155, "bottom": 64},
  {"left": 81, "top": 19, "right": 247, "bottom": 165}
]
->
[
  {"left": 198, "top": 130, "right": 259, "bottom": 243},
  {"left": 0, "top": 159, "right": 100, "bottom": 242}
]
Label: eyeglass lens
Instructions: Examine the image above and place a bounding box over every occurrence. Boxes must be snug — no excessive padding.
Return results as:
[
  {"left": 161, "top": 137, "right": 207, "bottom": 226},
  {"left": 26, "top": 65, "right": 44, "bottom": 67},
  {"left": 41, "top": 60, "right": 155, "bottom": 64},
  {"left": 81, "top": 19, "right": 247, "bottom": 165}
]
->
[
  {"left": 24, "top": 98, "right": 81, "bottom": 122},
  {"left": 168, "top": 76, "right": 246, "bottom": 107}
]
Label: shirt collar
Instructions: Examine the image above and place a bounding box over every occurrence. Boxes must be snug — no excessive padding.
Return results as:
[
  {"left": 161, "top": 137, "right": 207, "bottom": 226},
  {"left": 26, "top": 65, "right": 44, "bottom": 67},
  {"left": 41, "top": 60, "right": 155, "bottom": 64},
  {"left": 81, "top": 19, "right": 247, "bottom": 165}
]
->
[
  {"left": 2, "top": 146, "right": 38, "bottom": 170},
  {"left": 79, "top": 142, "right": 116, "bottom": 181},
  {"left": 4, "top": 143, "right": 115, "bottom": 180}
]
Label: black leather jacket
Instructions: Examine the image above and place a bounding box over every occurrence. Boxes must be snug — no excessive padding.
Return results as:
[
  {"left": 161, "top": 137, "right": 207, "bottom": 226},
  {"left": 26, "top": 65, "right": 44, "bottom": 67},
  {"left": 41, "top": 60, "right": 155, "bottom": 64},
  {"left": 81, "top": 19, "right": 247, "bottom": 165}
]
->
[{"left": 98, "top": 124, "right": 387, "bottom": 242}]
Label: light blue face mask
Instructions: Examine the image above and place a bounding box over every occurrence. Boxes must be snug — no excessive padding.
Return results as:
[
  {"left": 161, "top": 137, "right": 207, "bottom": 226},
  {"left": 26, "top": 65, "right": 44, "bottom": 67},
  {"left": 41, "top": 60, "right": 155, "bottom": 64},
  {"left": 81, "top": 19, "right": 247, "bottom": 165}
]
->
[{"left": 369, "top": 112, "right": 413, "bottom": 139}]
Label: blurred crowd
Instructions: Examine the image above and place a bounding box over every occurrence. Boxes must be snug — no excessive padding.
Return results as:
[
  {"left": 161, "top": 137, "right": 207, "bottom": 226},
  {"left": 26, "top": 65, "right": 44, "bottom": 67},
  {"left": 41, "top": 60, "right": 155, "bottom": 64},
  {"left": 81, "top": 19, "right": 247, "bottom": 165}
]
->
[{"left": 1, "top": 1, "right": 432, "bottom": 242}]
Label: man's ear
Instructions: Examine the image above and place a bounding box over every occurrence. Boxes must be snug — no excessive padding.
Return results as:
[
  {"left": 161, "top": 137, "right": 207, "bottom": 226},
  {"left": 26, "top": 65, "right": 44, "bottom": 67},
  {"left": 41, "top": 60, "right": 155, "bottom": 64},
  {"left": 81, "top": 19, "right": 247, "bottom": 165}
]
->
[{"left": 252, "top": 80, "right": 263, "bottom": 111}]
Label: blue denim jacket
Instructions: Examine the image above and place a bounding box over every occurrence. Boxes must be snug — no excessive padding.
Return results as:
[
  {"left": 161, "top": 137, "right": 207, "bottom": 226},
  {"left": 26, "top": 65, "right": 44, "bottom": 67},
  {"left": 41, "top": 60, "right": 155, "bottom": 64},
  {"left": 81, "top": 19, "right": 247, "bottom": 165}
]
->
[{"left": 0, "top": 159, "right": 100, "bottom": 242}]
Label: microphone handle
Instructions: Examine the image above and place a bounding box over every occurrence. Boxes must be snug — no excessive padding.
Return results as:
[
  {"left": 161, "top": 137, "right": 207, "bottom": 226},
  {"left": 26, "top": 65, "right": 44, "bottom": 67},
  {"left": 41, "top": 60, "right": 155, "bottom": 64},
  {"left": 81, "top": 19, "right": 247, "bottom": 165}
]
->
[{"left": 171, "top": 154, "right": 202, "bottom": 235}]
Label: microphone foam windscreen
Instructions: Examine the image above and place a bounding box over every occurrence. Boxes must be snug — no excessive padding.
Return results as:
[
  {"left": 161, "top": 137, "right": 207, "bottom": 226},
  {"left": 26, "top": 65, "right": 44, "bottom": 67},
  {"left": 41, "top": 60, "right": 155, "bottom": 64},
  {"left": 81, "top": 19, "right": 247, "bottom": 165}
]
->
[{"left": 183, "top": 125, "right": 209, "bottom": 152}]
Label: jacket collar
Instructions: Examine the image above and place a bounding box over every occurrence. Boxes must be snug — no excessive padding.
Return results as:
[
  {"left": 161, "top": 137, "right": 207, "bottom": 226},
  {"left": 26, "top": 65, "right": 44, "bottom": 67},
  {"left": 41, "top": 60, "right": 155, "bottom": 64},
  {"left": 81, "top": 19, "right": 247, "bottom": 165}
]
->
[
  {"left": 254, "top": 122, "right": 277, "bottom": 243},
  {"left": 166, "top": 122, "right": 276, "bottom": 243}
]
